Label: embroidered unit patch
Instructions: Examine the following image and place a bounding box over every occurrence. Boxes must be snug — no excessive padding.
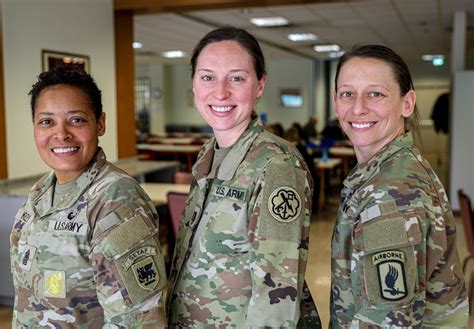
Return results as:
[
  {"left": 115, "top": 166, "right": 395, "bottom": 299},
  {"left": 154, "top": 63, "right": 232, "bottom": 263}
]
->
[
  {"left": 132, "top": 256, "right": 159, "bottom": 291},
  {"left": 268, "top": 186, "right": 301, "bottom": 222},
  {"left": 372, "top": 250, "right": 407, "bottom": 301}
]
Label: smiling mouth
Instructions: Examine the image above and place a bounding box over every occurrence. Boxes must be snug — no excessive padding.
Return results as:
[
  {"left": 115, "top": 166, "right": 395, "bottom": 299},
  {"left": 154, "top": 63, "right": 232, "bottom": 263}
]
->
[
  {"left": 52, "top": 146, "right": 79, "bottom": 154},
  {"left": 351, "top": 122, "right": 375, "bottom": 129},
  {"left": 210, "top": 105, "right": 233, "bottom": 113}
]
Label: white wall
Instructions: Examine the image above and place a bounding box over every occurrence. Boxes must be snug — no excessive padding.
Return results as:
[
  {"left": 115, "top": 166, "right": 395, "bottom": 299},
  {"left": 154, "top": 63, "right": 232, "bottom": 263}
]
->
[
  {"left": 450, "top": 70, "right": 474, "bottom": 210},
  {"left": 2, "top": 0, "right": 117, "bottom": 179},
  {"left": 260, "top": 58, "right": 314, "bottom": 129}
]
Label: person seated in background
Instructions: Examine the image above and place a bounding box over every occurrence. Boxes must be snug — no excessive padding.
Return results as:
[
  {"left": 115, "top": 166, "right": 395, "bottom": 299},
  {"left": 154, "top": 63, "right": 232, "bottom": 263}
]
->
[
  {"left": 321, "top": 117, "right": 345, "bottom": 141},
  {"left": 267, "top": 122, "right": 284, "bottom": 137},
  {"left": 284, "top": 126, "right": 320, "bottom": 212},
  {"left": 302, "top": 116, "right": 318, "bottom": 140},
  {"left": 10, "top": 67, "right": 167, "bottom": 327}
]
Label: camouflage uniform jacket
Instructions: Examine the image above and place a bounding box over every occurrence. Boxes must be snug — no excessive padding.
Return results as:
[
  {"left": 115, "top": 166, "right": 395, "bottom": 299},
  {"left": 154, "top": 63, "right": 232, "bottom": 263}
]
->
[
  {"left": 168, "top": 119, "right": 321, "bottom": 328},
  {"left": 10, "top": 148, "right": 167, "bottom": 328},
  {"left": 330, "top": 133, "right": 468, "bottom": 328}
]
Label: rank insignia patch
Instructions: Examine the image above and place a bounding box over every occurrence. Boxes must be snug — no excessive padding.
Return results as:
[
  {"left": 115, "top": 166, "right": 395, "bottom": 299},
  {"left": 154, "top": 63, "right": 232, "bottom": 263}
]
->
[
  {"left": 132, "top": 256, "right": 159, "bottom": 291},
  {"left": 268, "top": 187, "right": 301, "bottom": 223},
  {"left": 372, "top": 250, "right": 407, "bottom": 301}
]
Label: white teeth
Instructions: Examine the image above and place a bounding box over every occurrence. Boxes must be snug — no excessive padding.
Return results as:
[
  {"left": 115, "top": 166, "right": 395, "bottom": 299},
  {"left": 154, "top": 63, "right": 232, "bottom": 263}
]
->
[
  {"left": 211, "top": 106, "right": 232, "bottom": 113},
  {"left": 52, "top": 147, "right": 78, "bottom": 154},
  {"left": 352, "top": 122, "right": 372, "bottom": 129}
]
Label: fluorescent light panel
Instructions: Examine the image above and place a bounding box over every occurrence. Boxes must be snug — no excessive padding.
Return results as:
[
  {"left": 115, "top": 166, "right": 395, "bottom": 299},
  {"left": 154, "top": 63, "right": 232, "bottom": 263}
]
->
[
  {"left": 250, "top": 17, "right": 289, "bottom": 27},
  {"left": 162, "top": 50, "right": 187, "bottom": 58},
  {"left": 314, "top": 44, "right": 340, "bottom": 52},
  {"left": 287, "top": 33, "right": 318, "bottom": 42}
]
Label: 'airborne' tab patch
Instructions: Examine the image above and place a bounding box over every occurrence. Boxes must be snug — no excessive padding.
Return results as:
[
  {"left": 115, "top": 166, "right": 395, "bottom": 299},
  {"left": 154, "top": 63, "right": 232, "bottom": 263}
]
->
[
  {"left": 212, "top": 185, "right": 247, "bottom": 201},
  {"left": 372, "top": 250, "right": 407, "bottom": 301}
]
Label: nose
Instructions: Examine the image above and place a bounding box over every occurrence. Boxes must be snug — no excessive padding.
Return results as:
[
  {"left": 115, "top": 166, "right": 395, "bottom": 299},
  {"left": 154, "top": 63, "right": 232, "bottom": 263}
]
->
[
  {"left": 351, "top": 95, "right": 369, "bottom": 116},
  {"left": 214, "top": 80, "right": 230, "bottom": 100},
  {"left": 53, "top": 123, "right": 72, "bottom": 141}
]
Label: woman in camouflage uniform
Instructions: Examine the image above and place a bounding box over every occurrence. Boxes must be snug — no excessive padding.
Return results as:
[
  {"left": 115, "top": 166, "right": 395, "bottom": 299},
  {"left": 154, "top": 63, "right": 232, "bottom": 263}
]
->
[
  {"left": 167, "top": 27, "right": 320, "bottom": 328},
  {"left": 10, "top": 67, "right": 167, "bottom": 327},
  {"left": 330, "top": 44, "right": 468, "bottom": 328}
]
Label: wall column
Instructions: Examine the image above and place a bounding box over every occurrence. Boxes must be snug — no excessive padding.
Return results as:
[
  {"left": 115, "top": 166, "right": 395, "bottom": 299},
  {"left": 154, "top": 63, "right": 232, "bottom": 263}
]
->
[{"left": 114, "top": 10, "right": 137, "bottom": 158}]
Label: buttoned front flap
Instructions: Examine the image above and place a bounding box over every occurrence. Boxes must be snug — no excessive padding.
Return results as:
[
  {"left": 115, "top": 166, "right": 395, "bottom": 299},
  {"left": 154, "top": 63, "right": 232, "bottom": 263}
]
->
[
  {"left": 354, "top": 202, "right": 422, "bottom": 309},
  {"left": 97, "top": 209, "right": 166, "bottom": 305}
]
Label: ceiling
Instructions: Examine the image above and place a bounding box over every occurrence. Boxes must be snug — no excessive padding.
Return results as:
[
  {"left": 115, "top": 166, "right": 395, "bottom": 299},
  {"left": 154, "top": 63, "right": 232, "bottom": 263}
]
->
[{"left": 132, "top": 0, "right": 474, "bottom": 65}]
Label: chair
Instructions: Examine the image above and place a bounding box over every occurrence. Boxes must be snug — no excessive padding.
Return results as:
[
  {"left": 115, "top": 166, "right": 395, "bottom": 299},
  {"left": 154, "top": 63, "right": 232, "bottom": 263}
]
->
[
  {"left": 457, "top": 189, "right": 474, "bottom": 315},
  {"left": 167, "top": 192, "right": 188, "bottom": 238},
  {"left": 172, "top": 171, "right": 192, "bottom": 184}
]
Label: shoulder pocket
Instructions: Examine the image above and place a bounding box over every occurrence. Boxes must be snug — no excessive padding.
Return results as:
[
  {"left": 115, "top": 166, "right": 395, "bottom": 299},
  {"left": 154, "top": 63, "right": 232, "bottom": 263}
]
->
[
  {"left": 358, "top": 211, "right": 422, "bottom": 309},
  {"left": 98, "top": 212, "right": 167, "bottom": 305}
]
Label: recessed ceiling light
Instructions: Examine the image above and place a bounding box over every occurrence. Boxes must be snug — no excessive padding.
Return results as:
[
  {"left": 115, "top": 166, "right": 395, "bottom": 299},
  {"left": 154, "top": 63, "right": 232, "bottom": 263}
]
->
[
  {"left": 328, "top": 51, "right": 345, "bottom": 58},
  {"left": 287, "top": 33, "right": 318, "bottom": 42},
  {"left": 132, "top": 42, "right": 143, "bottom": 49},
  {"left": 161, "top": 50, "right": 187, "bottom": 58},
  {"left": 314, "top": 44, "right": 340, "bottom": 52},
  {"left": 250, "top": 17, "right": 289, "bottom": 27}
]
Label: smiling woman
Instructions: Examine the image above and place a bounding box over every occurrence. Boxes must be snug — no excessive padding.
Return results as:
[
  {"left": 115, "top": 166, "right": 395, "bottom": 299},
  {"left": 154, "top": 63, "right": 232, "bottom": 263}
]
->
[
  {"left": 10, "top": 67, "right": 167, "bottom": 327},
  {"left": 330, "top": 45, "right": 468, "bottom": 328},
  {"left": 167, "top": 26, "right": 321, "bottom": 328}
]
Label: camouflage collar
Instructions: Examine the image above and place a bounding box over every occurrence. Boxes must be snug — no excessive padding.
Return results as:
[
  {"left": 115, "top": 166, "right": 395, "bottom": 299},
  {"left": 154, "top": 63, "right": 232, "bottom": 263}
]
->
[
  {"left": 192, "top": 119, "right": 263, "bottom": 182},
  {"left": 344, "top": 133, "right": 413, "bottom": 189},
  {"left": 30, "top": 148, "right": 107, "bottom": 215}
]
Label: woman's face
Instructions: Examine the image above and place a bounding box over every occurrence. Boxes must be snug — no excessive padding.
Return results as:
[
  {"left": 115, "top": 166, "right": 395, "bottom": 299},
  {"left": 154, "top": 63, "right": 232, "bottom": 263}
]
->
[
  {"left": 33, "top": 85, "right": 105, "bottom": 184},
  {"left": 333, "top": 57, "right": 415, "bottom": 163},
  {"left": 193, "top": 40, "right": 266, "bottom": 147}
]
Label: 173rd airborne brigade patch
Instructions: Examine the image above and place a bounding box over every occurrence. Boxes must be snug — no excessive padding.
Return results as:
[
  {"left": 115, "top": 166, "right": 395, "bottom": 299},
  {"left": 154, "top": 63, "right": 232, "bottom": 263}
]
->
[{"left": 372, "top": 250, "right": 407, "bottom": 301}]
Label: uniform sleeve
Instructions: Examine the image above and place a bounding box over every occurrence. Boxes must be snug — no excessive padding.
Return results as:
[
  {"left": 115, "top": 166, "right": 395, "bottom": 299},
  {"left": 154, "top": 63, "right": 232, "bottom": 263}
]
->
[
  {"left": 88, "top": 179, "right": 167, "bottom": 328},
  {"left": 352, "top": 195, "right": 468, "bottom": 327},
  {"left": 244, "top": 154, "right": 313, "bottom": 327}
]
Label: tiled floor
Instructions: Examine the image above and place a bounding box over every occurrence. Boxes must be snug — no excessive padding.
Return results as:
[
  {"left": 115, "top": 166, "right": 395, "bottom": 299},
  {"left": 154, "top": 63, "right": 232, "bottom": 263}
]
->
[{"left": 0, "top": 192, "right": 473, "bottom": 328}]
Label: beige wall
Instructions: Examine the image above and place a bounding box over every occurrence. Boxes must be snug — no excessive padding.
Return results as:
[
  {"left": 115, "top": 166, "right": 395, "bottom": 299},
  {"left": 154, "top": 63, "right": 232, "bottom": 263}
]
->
[{"left": 2, "top": 0, "right": 117, "bottom": 179}]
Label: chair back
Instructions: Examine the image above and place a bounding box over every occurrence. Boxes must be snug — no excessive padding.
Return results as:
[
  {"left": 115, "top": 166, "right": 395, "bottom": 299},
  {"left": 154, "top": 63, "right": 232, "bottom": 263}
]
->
[
  {"left": 173, "top": 171, "right": 192, "bottom": 184},
  {"left": 458, "top": 189, "right": 474, "bottom": 256},
  {"left": 167, "top": 192, "right": 188, "bottom": 238}
]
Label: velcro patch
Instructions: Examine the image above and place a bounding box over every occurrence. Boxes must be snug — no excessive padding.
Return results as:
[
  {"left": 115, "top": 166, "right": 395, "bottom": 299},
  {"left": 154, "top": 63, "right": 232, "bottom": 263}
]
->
[
  {"left": 360, "top": 200, "right": 398, "bottom": 223},
  {"left": 48, "top": 220, "right": 88, "bottom": 236},
  {"left": 44, "top": 270, "right": 66, "bottom": 298},
  {"left": 212, "top": 185, "right": 247, "bottom": 201},
  {"left": 268, "top": 186, "right": 301, "bottom": 222},
  {"left": 372, "top": 250, "right": 407, "bottom": 301},
  {"left": 131, "top": 256, "right": 160, "bottom": 291},
  {"left": 19, "top": 245, "right": 36, "bottom": 271}
]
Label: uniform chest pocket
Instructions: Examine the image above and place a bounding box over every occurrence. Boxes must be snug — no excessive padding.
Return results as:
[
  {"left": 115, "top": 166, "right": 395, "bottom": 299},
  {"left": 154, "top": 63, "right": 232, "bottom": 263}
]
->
[{"left": 355, "top": 212, "right": 422, "bottom": 310}]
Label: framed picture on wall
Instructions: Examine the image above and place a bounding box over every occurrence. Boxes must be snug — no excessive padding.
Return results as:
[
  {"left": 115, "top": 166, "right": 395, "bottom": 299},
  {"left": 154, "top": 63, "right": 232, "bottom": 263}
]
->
[
  {"left": 42, "top": 50, "right": 90, "bottom": 72},
  {"left": 279, "top": 88, "right": 303, "bottom": 108}
]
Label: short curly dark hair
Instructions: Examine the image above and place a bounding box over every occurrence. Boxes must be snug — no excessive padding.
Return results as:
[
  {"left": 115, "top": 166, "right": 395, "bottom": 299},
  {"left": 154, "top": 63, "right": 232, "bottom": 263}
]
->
[{"left": 29, "top": 66, "right": 102, "bottom": 121}]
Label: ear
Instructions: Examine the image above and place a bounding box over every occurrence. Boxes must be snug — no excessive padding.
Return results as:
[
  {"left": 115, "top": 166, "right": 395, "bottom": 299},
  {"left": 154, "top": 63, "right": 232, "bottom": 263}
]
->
[
  {"left": 256, "top": 74, "right": 267, "bottom": 98},
  {"left": 97, "top": 112, "right": 106, "bottom": 136},
  {"left": 401, "top": 90, "right": 416, "bottom": 118}
]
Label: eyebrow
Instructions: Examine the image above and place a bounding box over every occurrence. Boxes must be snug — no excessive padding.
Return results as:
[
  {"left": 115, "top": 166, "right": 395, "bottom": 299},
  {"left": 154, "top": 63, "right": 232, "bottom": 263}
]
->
[
  {"left": 35, "top": 110, "right": 88, "bottom": 116},
  {"left": 197, "top": 68, "right": 249, "bottom": 73}
]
